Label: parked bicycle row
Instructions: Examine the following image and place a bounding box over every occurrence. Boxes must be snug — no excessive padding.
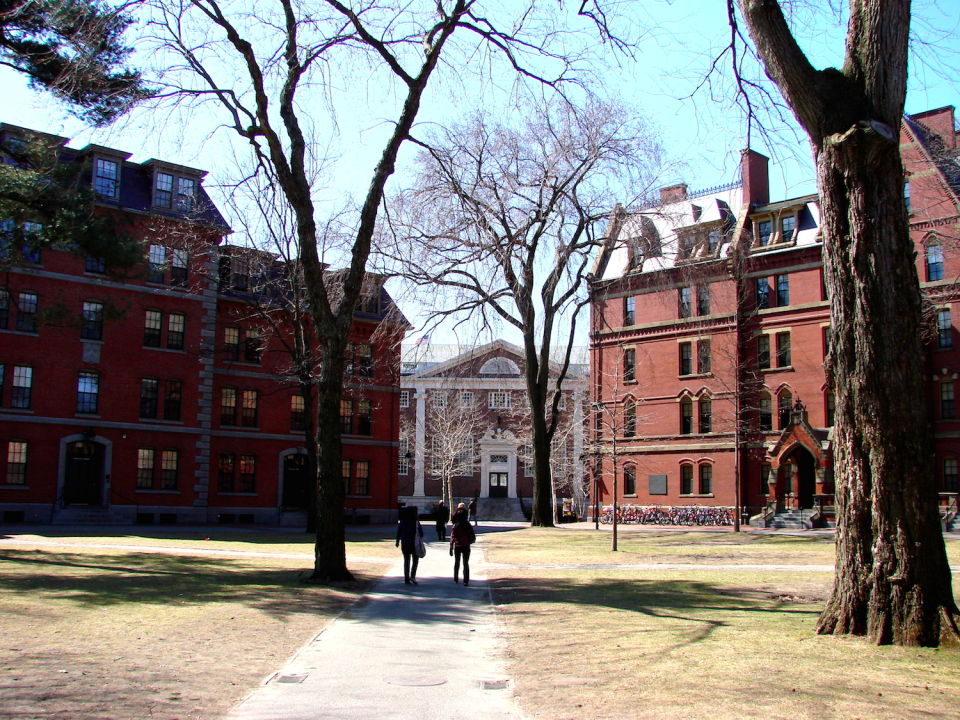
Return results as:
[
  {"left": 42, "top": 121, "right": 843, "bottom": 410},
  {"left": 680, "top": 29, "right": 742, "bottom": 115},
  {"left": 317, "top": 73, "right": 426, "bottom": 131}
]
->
[{"left": 598, "top": 504, "right": 735, "bottom": 526}]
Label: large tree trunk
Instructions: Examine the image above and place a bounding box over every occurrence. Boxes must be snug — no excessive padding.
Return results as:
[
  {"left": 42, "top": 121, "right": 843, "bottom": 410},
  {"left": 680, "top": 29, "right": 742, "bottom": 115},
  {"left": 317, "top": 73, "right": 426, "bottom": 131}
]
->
[
  {"left": 301, "top": 379, "right": 319, "bottom": 534},
  {"left": 815, "top": 131, "right": 956, "bottom": 644},
  {"left": 738, "top": 0, "right": 958, "bottom": 645}
]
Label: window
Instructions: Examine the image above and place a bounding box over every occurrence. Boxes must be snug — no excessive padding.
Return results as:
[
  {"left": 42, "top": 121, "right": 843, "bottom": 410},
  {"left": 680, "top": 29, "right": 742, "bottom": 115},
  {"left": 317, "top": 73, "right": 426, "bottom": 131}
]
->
[
  {"left": 927, "top": 241, "right": 945, "bottom": 282},
  {"left": 699, "top": 464, "right": 713, "bottom": 494},
  {"left": 699, "top": 398, "right": 712, "bottom": 434},
  {"left": 241, "top": 389, "right": 258, "bottom": 427},
  {"left": 776, "top": 274, "right": 790, "bottom": 306},
  {"left": 168, "top": 313, "right": 185, "bottom": 350},
  {"left": 681, "top": 464, "right": 693, "bottom": 495},
  {"left": 776, "top": 332, "right": 791, "bottom": 367},
  {"left": 238, "top": 454, "right": 256, "bottom": 492},
  {"left": 77, "top": 372, "right": 99, "bottom": 414},
  {"left": 154, "top": 172, "right": 173, "bottom": 208},
  {"left": 221, "top": 387, "right": 237, "bottom": 426},
  {"left": 758, "top": 220, "right": 772, "bottom": 247},
  {"left": 826, "top": 392, "right": 836, "bottom": 427},
  {"left": 697, "top": 340, "right": 711, "bottom": 374},
  {"left": 6, "top": 441, "right": 27, "bottom": 484},
  {"left": 164, "top": 380, "right": 182, "bottom": 421},
  {"left": 358, "top": 400, "right": 372, "bottom": 436},
  {"left": 760, "top": 463, "right": 771, "bottom": 495},
  {"left": 0, "top": 364, "right": 4, "bottom": 405},
  {"left": 399, "top": 389, "right": 410, "bottom": 408},
  {"left": 680, "top": 399, "right": 693, "bottom": 435},
  {"left": 938, "top": 309, "right": 953, "bottom": 349},
  {"left": 20, "top": 223, "right": 41, "bottom": 263},
  {"left": 147, "top": 245, "right": 166, "bottom": 284},
  {"left": 624, "top": 296, "right": 635, "bottom": 326},
  {"left": 941, "top": 382, "right": 955, "bottom": 420},
  {"left": 357, "top": 344, "right": 374, "bottom": 377},
  {"left": 489, "top": 391, "right": 511, "bottom": 409},
  {"left": 340, "top": 399, "right": 353, "bottom": 434},
  {"left": 140, "top": 378, "right": 159, "bottom": 418},
  {"left": 781, "top": 215, "right": 796, "bottom": 244},
  {"left": 904, "top": 180, "right": 911, "bottom": 213},
  {"left": 945, "top": 458, "right": 958, "bottom": 493},
  {"left": 218, "top": 453, "right": 235, "bottom": 491},
  {"left": 433, "top": 391, "right": 447, "bottom": 408},
  {"left": 398, "top": 437, "right": 410, "bottom": 475},
  {"left": 623, "top": 465, "right": 637, "bottom": 495},
  {"left": 460, "top": 391, "right": 474, "bottom": 408},
  {"left": 759, "top": 394, "right": 773, "bottom": 431},
  {"left": 680, "top": 234, "right": 696, "bottom": 259},
  {"left": 137, "top": 448, "right": 155, "bottom": 489},
  {"left": 758, "top": 335, "right": 771, "bottom": 370},
  {"left": 224, "top": 326, "right": 240, "bottom": 360},
  {"left": 244, "top": 328, "right": 262, "bottom": 363},
  {"left": 16, "top": 292, "right": 37, "bottom": 333},
  {"left": 177, "top": 177, "right": 197, "bottom": 212},
  {"left": 679, "top": 287, "right": 692, "bottom": 318},
  {"left": 0, "top": 289, "right": 7, "bottom": 328},
  {"left": 342, "top": 459, "right": 352, "bottom": 492},
  {"left": 707, "top": 229, "right": 721, "bottom": 253},
  {"left": 623, "top": 348, "right": 636, "bottom": 382},
  {"left": 85, "top": 255, "right": 106, "bottom": 274},
  {"left": 756, "top": 278, "right": 770, "bottom": 310},
  {"left": 94, "top": 158, "right": 118, "bottom": 197},
  {"left": 80, "top": 301, "right": 104, "bottom": 340},
  {"left": 161, "top": 449, "right": 179, "bottom": 489},
  {"left": 778, "top": 391, "right": 793, "bottom": 429},
  {"left": 11, "top": 365, "right": 31, "bottom": 408},
  {"left": 697, "top": 285, "right": 710, "bottom": 316},
  {"left": 144, "top": 310, "right": 162, "bottom": 347},
  {"left": 170, "top": 249, "right": 188, "bottom": 287},
  {"left": 823, "top": 326, "right": 832, "bottom": 359},
  {"left": 291, "top": 393, "right": 306, "bottom": 431},
  {"left": 355, "top": 460, "right": 370, "bottom": 495},
  {"left": 624, "top": 397, "right": 636, "bottom": 437},
  {"left": 679, "top": 342, "right": 692, "bottom": 376}
]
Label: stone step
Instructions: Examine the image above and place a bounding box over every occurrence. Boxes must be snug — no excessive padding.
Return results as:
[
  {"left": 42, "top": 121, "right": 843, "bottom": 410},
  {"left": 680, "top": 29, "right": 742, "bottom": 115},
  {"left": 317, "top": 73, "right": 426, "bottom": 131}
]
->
[
  {"left": 474, "top": 497, "right": 527, "bottom": 523},
  {"left": 52, "top": 507, "right": 130, "bottom": 525}
]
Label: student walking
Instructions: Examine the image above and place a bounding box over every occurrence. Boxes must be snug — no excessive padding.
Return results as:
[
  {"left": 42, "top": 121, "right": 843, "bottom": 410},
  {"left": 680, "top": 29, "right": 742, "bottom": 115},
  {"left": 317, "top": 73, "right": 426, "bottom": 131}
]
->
[
  {"left": 449, "top": 515, "right": 476, "bottom": 585},
  {"left": 435, "top": 500, "right": 450, "bottom": 541},
  {"left": 396, "top": 506, "right": 424, "bottom": 585},
  {"left": 468, "top": 497, "right": 478, "bottom": 527}
]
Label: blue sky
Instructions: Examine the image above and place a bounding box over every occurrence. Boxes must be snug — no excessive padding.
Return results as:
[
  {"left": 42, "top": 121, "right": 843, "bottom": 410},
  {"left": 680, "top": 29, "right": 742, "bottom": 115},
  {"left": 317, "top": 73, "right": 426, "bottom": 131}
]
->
[{"left": 2, "top": 0, "right": 958, "bottom": 345}]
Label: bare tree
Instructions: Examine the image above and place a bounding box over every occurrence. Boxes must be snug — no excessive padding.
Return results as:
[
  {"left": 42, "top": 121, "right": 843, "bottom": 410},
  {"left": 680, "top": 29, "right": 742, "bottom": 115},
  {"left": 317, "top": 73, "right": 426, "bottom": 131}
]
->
[
  {"left": 735, "top": 0, "right": 958, "bottom": 645},
  {"left": 387, "top": 97, "right": 665, "bottom": 526},
  {"left": 143, "top": 0, "right": 634, "bottom": 581},
  {"left": 420, "top": 388, "right": 483, "bottom": 507}
]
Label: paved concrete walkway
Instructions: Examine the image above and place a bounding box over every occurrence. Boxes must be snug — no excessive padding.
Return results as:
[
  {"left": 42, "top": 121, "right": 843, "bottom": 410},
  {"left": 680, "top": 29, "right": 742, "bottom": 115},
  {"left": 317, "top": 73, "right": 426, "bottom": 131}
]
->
[{"left": 226, "top": 536, "right": 524, "bottom": 720}]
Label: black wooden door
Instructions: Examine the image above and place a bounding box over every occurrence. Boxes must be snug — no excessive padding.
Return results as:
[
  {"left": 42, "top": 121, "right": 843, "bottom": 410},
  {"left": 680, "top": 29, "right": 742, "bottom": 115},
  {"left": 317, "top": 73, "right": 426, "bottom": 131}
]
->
[
  {"left": 489, "top": 472, "right": 509, "bottom": 498},
  {"left": 282, "top": 454, "right": 309, "bottom": 509},
  {"left": 64, "top": 441, "right": 104, "bottom": 506}
]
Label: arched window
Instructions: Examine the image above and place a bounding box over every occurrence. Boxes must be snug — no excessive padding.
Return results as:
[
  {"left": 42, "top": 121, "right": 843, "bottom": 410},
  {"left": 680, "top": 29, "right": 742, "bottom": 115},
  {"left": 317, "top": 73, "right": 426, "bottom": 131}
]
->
[
  {"left": 778, "top": 390, "right": 793, "bottom": 429},
  {"left": 926, "top": 237, "right": 944, "bottom": 281},
  {"left": 680, "top": 464, "right": 694, "bottom": 495},
  {"left": 624, "top": 397, "right": 636, "bottom": 437},
  {"left": 759, "top": 393, "right": 772, "bottom": 432},
  {"left": 699, "top": 464, "right": 713, "bottom": 495},
  {"left": 623, "top": 465, "right": 637, "bottom": 496},
  {"left": 680, "top": 399, "right": 693, "bottom": 434},
  {"left": 698, "top": 397, "right": 712, "bottom": 434}
]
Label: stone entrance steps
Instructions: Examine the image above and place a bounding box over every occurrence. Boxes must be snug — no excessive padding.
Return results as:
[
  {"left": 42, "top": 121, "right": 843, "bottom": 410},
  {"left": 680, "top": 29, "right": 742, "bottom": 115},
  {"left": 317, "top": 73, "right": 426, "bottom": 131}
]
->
[
  {"left": 52, "top": 506, "right": 132, "bottom": 525},
  {"left": 474, "top": 497, "right": 528, "bottom": 523}
]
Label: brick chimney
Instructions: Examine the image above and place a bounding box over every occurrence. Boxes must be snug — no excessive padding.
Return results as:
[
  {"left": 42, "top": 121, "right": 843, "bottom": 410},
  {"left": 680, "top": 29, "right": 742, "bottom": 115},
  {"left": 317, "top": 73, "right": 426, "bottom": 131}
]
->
[
  {"left": 741, "top": 149, "right": 769, "bottom": 208},
  {"left": 910, "top": 106, "right": 957, "bottom": 149},
  {"left": 659, "top": 184, "right": 688, "bottom": 205}
]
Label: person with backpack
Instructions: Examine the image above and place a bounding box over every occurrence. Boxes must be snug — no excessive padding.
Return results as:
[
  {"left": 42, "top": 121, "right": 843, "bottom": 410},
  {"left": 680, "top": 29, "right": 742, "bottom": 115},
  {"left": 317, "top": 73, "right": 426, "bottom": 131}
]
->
[
  {"left": 396, "top": 506, "right": 424, "bottom": 585},
  {"left": 449, "top": 514, "right": 476, "bottom": 585}
]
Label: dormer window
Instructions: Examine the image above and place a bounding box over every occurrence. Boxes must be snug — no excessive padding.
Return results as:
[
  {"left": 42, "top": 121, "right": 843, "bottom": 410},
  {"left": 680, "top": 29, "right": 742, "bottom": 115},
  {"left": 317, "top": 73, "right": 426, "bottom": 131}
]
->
[
  {"left": 707, "top": 229, "right": 720, "bottom": 253},
  {"left": 758, "top": 220, "right": 772, "bottom": 247},
  {"left": 781, "top": 215, "right": 795, "bottom": 243},
  {"left": 154, "top": 172, "right": 173, "bottom": 208},
  {"left": 177, "top": 177, "right": 197, "bottom": 212},
  {"left": 94, "top": 158, "right": 119, "bottom": 197}
]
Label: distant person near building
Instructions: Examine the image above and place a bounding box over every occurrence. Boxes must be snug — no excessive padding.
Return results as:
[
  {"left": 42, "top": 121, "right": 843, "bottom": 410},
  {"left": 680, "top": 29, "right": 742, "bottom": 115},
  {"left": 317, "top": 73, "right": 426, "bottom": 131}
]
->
[
  {"left": 435, "top": 500, "right": 450, "bottom": 541},
  {"left": 468, "top": 497, "right": 478, "bottom": 527}
]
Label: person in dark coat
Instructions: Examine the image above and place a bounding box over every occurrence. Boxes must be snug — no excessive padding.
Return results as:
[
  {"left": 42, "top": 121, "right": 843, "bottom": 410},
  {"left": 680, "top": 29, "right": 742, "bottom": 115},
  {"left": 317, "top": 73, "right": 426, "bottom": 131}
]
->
[
  {"left": 396, "top": 506, "right": 424, "bottom": 585},
  {"left": 468, "top": 497, "right": 478, "bottom": 527},
  {"left": 449, "top": 514, "right": 476, "bottom": 585},
  {"left": 435, "top": 500, "right": 450, "bottom": 541},
  {"left": 452, "top": 501, "right": 468, "bottom": 526}
]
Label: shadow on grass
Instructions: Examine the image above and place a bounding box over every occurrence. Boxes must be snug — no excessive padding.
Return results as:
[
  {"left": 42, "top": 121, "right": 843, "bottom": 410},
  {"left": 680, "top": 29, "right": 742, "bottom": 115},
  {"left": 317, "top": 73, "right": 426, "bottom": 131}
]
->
[
  {"left": 0, "top": 549, "right": 373, "bottom": 619},
  {"left": 491, "top": 575, "right": 820, "bottom": 649},
  {"left": 0, "top": 526, "right": 396, "bottom": 546}
]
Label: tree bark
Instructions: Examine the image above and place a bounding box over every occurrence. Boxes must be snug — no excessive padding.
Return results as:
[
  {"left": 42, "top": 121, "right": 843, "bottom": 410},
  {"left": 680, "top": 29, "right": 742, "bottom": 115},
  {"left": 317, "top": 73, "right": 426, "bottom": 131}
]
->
[{"left": 739, "top": 0, "right": 959, "bottom": 645}]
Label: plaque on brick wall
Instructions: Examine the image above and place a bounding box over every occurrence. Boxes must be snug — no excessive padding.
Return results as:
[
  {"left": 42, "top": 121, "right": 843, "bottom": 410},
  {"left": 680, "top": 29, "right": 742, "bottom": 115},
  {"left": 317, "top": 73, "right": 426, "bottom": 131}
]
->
[
  {"left": 82, "top": 342, "right": 101, "bottom": 363},
  {"left": 648, "top": 474, "right": 667, "bottom": 495}
]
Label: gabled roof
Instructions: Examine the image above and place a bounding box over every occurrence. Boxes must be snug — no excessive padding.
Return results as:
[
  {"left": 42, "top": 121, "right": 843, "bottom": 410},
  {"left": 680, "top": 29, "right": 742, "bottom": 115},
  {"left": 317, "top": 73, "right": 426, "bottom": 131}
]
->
[{"left": 402, "top": 339, "right": 586, "bottom": 379}]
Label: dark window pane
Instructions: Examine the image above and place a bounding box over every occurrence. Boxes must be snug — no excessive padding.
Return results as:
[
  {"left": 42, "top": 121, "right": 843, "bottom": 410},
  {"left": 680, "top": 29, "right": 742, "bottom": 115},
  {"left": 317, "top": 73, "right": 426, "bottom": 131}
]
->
[{"left": 140, "top": 378, "right": 159, "bottom": 418}]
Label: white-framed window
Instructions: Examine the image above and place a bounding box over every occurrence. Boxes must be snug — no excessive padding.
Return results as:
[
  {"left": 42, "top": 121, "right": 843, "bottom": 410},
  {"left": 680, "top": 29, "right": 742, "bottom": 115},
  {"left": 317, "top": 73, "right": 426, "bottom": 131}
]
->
[
  {"left": 94, "top": 158, "right": 119, "bottom": 197},
  {"left": 399, "top": 389, "right": 410, "bottom": 408},
  {"left": 460, "top": 391, "right": 474, "bottom": 408},
  {"left": 431, "top": 437, "right": 442, "bottom": 473},
  {"left": 456, "top": 437, "right": 474, "bottom": 472},
  {"left": 154, "top": 172, "right": 173, "bottom": 208},
  {"left": 177, "top": 177, "right": 197, "bottom": 212},
  {"left": 550, "top": 437, "right": 567, "bottom": 478},
  {"left": 398, "top": 437, "right": 409, "bottom": 475},
  {"left": 489, "top": 391, "right": 511, "bottom": 409},
  {"left": 433, "top": 391, "right": 447, "bottom": 408}
]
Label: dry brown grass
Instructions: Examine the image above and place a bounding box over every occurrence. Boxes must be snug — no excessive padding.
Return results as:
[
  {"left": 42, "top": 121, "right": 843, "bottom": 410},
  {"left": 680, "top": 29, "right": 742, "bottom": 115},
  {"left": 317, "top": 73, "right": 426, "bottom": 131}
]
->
[
  {"left": 0, "top": 529, "right": 396, "bottom": 720},
  {"left": 484, "top": 528, "right": 960, "bottom": 720}
]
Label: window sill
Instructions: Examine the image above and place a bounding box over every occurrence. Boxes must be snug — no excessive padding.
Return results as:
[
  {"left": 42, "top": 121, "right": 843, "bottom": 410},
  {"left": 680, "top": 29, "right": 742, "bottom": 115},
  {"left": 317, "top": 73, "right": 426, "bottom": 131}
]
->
[
  {"left": 0, "top": 329, "right": 39, "bottom": 337},
  {"left": 1, "top": 408, "right": 34, "bottom": 414},
  {"left": 346, "top": 495, "right": 373, "bottom": 499},
  {"left": 135, "top": 489, "right": 180, "bottom": 494},
  {"left": 144, "top": 346, "right": 187, "bottom": 354},
  {"left": 218, "top": 492, "right": 258, "bottom": 496},
  {"left": 680, "top": 493, "right": 715, "bottom": 498},
  {"left": 80, "top": 338, "right": 104, "bottom": 345},
  {"left": 935, "top": 346, "right": 954, "bottom": 352},
  {"left": 223, "top": 361, "right": 262, "bottom": 368},
  {"left": 623, "top": 494, "right": 638, "bottom": 498},
  {"left": 75, "top": 413, "right": 101, "bottom": 419},
  {"left": 678, "top": 372, "right": 712, "bottom": 379},
  {"left": 760, "top": 365, "right": 794, "bottom": 373},
  {"left": 1, "top": 484, "right": 30, "bottom": 490},
  {"left": 139, "top": 418, "right": 185, "bottom": 425}
]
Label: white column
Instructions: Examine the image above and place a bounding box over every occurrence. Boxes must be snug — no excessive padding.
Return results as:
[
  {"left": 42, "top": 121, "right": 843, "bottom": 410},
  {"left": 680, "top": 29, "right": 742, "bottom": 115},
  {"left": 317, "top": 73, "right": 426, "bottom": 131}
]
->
[
  {"left": 414, "top": 386, "right": 426, "bottom": 497},
  {"left": 507, "top": 450, "right": 517, "bottom": 498}
]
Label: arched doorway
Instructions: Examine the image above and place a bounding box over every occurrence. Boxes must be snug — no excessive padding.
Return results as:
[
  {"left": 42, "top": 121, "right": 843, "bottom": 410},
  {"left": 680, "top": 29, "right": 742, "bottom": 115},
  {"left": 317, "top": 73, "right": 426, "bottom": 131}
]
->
[
  {"left": 783, "top": 446, "right": 816, "bottom": 510},
  {"left": 281, "top": 452, "right": 310, "bottom": 510},
  {"left": 64, "top": 441, "right": 105, "bottom": 506}
]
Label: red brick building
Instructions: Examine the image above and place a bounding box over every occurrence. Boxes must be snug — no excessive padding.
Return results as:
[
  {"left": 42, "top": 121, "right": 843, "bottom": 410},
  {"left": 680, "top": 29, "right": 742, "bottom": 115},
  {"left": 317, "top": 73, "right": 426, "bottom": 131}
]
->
[
  {"left": 0, "top": 124, "right": 404, "bottom": 526},
  {"left": 589, "top": 106, "right": 960, "bottom": 527}
]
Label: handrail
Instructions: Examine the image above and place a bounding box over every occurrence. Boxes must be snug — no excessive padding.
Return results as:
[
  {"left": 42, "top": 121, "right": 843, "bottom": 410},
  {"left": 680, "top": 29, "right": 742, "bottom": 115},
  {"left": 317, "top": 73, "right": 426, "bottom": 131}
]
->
[
  {"left": 109, "top": 487, "right": 139, "bottom": 518},
  {"left": 48, "top": 488, "right": 67, "bottom": 524}
]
